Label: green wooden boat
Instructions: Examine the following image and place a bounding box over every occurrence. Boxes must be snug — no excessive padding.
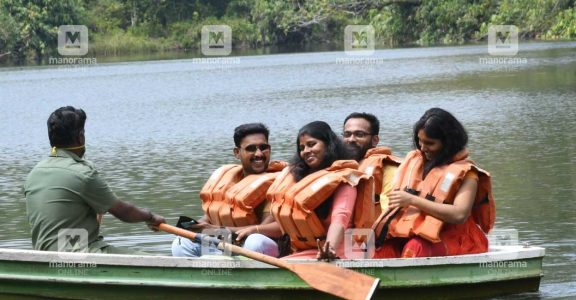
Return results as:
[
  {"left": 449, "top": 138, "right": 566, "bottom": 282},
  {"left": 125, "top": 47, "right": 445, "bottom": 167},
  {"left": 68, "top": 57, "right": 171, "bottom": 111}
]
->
[{"left": 0, "top": 245, "right": 543, "bottom": 299}]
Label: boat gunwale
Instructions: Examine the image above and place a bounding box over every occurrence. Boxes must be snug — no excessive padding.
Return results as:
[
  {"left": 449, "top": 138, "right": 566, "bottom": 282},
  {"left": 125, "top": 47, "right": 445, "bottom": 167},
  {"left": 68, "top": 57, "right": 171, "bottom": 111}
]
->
[{"left": 0, "top": 245, "right": 545, "bottom": 269}]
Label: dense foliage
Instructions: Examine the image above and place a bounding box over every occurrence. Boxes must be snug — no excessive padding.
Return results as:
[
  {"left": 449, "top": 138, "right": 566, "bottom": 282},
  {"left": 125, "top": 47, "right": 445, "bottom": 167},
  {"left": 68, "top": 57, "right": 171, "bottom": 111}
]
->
[{"left": 0, "top": 0, "right": 574, "bottom": 63}]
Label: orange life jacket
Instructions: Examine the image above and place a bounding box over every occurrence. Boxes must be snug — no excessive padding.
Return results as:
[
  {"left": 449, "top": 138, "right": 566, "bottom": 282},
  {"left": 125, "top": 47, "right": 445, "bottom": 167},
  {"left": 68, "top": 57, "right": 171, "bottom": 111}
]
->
[
  {"left": 200, "top": 161, "right": 287, "bottom": 227},
  {"left": 268, "top": 160, "right": 376, "bottom": 251},
  {"left": 387, "top": 149, "right": 495, "bottom": 243},
  {"left": 358, "top": 147, "right": 402, "bottom": 217}
]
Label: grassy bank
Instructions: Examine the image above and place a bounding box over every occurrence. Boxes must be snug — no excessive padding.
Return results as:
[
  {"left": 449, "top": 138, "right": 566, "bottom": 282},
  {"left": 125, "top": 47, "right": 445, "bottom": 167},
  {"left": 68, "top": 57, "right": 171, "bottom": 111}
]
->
[{"left": 1, "top": 0, "right": 575, "bottom": 64}]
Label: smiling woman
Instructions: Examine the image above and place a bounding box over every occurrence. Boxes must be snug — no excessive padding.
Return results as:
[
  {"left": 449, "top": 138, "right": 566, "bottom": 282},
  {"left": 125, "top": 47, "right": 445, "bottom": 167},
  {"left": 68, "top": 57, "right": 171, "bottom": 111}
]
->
[
  {"left": 413, "top": 108, "right": 469, "bottom": 176},
  {"left": 263, "top": 121, "right": 364, "bottom": 260},
  {"left": 291, "top": 121, "right": 354, "bottom": 181},
  {"left": 298, "top": 134, "right": 326, "bottom": 170},
  {"left": 375, "top": 108, "right": 496, "bottom": 259}
]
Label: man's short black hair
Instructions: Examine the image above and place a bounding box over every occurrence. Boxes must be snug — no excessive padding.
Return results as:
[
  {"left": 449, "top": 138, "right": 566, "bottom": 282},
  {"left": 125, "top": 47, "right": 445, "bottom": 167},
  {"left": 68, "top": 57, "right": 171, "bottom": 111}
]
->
[
  {"left": 233, "top": 123, "right": 269, "bottom": 147},
  {"left": 47, "top": 106, "right": 86, "bottom": 147},
  {"left": 344, "top": 112, "right": 380, "bottom": 136}
]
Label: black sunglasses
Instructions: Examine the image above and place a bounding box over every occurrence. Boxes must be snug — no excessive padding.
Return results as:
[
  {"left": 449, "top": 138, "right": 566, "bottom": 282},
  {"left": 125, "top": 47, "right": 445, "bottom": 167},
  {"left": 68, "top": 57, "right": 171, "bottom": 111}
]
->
[{"left": 242, "top": 144, "right": 271, "bottom": 152}]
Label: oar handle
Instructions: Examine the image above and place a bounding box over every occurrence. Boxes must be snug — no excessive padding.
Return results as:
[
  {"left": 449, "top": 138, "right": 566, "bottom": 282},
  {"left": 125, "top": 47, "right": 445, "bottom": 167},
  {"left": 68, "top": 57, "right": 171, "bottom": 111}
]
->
[{"left": 158, "top": 223, "right": 289, "bottom": 269}]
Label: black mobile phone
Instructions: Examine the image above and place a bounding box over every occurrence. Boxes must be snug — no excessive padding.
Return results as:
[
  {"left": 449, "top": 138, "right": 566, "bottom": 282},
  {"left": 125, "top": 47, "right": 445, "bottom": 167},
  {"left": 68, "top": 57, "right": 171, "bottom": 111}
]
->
[{"left": 176, "top": 216, "right": 199, "bottom": 229}]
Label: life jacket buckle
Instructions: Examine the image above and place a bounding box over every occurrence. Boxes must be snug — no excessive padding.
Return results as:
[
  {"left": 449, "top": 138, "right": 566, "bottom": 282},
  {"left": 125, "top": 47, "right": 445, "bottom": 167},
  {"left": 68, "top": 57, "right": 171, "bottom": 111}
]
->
[{"left": 404, "top": 187, "right": 420, "bottom": 195}]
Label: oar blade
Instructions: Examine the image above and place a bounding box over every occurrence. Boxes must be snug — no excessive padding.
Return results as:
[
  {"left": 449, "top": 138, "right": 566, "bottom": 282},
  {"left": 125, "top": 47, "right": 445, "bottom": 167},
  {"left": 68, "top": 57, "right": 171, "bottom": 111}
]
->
[{"left": 290, "top": 262, "right": 379, "bottom": 300}]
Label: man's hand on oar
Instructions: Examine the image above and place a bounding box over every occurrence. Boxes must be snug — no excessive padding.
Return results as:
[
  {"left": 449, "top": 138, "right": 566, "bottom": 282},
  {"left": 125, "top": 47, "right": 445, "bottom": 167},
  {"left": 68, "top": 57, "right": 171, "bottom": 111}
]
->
[
  {"left": 146, "top": 213, "right": 165, "bottom": 231},
  {"left": 158, "top": 223, "right": 380, "bottom": 300}
]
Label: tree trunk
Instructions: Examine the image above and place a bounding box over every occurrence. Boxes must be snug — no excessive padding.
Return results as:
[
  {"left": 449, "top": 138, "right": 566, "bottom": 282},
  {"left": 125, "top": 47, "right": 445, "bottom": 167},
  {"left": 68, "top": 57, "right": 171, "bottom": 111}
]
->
[{"left": 131, "top": 0, "right": 138, "bottom": 27}]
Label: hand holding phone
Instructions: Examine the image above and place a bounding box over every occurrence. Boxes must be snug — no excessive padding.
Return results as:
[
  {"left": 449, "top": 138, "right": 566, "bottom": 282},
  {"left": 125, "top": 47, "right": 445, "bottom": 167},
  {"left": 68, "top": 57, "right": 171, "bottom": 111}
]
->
[{"left": 176, "top": 216, "right": 199, "bottom": 229}]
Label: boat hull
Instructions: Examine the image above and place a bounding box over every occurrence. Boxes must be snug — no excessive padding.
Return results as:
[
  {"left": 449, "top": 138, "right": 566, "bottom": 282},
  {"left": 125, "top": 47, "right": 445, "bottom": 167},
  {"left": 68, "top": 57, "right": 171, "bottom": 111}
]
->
[{"left": 0, "top": 245, "right": 544, "bottom": 299}]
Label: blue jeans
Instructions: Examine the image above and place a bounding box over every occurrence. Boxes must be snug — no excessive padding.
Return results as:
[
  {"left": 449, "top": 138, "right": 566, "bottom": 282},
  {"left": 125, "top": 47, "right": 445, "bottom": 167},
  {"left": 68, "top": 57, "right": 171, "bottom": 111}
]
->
[{"left": 171, "top": 233, "right": 279, "bottom": 257}]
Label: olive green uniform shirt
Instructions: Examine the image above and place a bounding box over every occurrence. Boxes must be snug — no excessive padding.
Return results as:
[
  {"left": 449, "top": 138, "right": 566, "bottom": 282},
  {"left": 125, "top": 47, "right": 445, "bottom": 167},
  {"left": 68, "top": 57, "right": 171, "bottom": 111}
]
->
[{"left": 25, "top": 149, "right": 118, "bottom": 251}]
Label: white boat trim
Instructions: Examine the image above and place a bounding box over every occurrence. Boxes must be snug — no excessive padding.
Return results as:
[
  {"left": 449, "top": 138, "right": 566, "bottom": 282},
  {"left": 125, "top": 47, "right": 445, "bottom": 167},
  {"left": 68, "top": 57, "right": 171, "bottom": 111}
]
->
[{"left": 0, "top": 245, "right": 544, "bottom": 269}]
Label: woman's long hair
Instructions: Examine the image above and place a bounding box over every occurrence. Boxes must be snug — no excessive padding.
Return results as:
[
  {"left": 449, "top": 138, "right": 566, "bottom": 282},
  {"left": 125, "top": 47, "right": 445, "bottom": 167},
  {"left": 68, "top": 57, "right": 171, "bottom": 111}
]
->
[
  {"left": 413, "top": 108, "right": 468, "bottom": 176},
  {"left": 290, "top": 121, "right": 354, "bottom": 181}
]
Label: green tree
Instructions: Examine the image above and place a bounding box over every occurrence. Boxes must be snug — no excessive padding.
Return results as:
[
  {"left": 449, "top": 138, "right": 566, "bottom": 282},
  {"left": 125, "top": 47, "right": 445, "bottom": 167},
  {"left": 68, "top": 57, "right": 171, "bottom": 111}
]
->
[
  {"left": 546, "top": 6, "right": 576, "bottom": 39},
  {"left": 1, "top": 0, "right": 86, "bottom": 62},
  {"left": 0, "top": 8, "right": 19, "bottom": 59},
  {"left": 489, "top": 0, "right": 572, "bottom": 38}
]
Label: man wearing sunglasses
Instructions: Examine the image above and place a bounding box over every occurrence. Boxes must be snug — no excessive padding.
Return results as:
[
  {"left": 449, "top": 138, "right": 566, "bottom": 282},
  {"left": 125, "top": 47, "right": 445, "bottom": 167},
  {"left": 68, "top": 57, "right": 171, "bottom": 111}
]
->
[
  {"left": 342, "top": 112, "right": 401, "bottom": 218},
  {"left": 172, "top": 123, "right": 284, "bottom": 257}
]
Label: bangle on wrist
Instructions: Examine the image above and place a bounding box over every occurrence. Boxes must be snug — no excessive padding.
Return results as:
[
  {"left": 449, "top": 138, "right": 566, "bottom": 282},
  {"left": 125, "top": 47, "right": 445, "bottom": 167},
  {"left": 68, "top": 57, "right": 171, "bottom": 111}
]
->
[{"left": 256, "top": 225, "right": 260, "bottom": 233}]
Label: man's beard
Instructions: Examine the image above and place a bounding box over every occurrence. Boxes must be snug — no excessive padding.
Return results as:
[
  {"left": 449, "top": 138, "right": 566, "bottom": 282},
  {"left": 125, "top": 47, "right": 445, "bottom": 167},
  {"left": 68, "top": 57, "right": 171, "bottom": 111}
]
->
[{"left": 348, "top": 143, "right": 370, "bottom": 161}]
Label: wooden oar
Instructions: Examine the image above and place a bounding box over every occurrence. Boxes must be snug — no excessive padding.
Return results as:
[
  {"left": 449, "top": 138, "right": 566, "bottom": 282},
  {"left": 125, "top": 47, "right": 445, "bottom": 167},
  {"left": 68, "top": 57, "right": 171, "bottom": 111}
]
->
[{"left": 158, "top": 223, "right": 379, "bottom": 300}]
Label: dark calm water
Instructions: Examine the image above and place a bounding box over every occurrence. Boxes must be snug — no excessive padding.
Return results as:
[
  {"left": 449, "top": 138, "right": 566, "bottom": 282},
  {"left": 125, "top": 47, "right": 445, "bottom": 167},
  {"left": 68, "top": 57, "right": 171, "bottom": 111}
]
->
[{"left": 1, "top": 42, "right": 575, "bottom": 299}]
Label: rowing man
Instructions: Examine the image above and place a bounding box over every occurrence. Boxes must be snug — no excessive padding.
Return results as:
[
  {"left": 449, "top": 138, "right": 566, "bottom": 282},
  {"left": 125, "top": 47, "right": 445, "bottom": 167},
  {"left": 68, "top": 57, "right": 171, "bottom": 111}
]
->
[{"left": 25, "top": 106, "right": 165, "bottom": 254}]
